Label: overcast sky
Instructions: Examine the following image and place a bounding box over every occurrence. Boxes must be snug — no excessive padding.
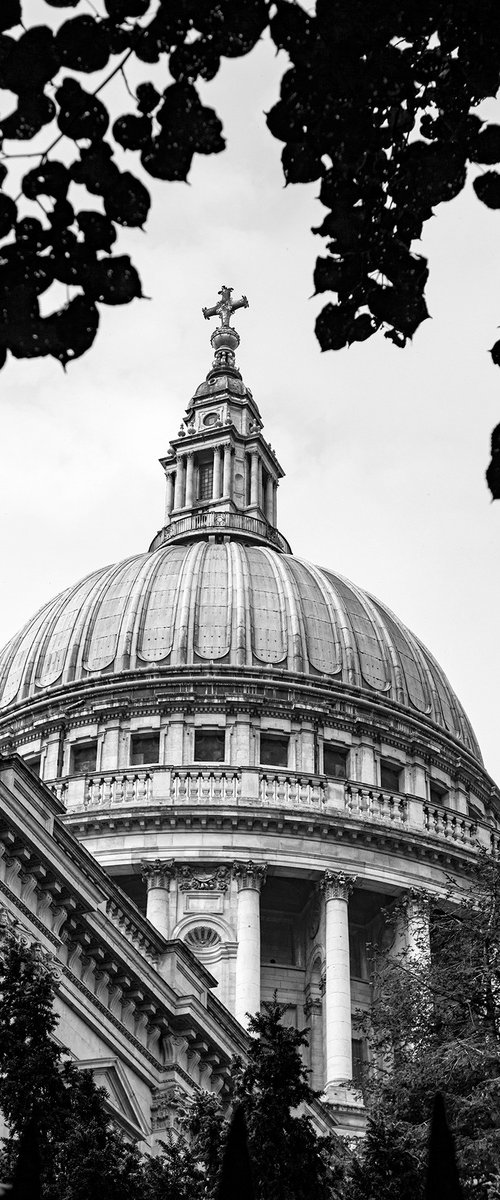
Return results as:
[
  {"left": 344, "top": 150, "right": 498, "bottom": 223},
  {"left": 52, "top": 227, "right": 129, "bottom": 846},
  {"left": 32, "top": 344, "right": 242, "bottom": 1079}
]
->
[{"left": 1, "top": 32, "right": 500, "bottom": 781}]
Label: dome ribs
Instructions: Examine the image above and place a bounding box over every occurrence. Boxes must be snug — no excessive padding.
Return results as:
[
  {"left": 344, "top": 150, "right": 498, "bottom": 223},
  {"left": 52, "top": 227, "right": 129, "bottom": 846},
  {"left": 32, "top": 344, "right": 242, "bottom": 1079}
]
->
[
  {"left": 115, "top": 552, "right": 161, "bottom": 671},
  {"left": 285, "top": 557, "right": 342, "bottom": 676},
  {"left": 326, "top": 572, "right": 389, "bottom": 692},
  {"left": 277, "top": 552, "right": 307, "bottom": 675},
  {"left": 138, "top": 544, "right": 186, "bottom": 664},
  {"left": 171, "top": 541, "right": 205, "bottom": 666},
  {"left": 36, "top": 570, "right": 105, "bottom": 691},
  {"left": 0, "top": 592, "right": 68, "bottom": 708},
  {"left": 194, "top": 543, "right": 232, "bottom": 661},
  {"left": 84, "top": 556, "right": 148, "bottom": 674},
  {"left": 368, "top": 598, "right": 432, "bottom": 716},
  {"left": 351, "top": 586, "right": 405, "bottom": 704},
  {"left": 246, "top": 546, "right": 287, "bottom": 665},
  {"left": 229, "top": 542, "right": 248, "bottom": 667}
]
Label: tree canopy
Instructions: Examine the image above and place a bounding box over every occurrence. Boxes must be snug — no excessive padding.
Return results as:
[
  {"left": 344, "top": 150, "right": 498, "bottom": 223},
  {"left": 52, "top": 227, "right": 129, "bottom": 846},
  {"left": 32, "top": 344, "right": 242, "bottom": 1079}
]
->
[
  {"left": 2, "top": 3, "right": 500, "bottom": 487},
  {"left": 348, "top": 859, "right": 500, "bottom": 1200}
]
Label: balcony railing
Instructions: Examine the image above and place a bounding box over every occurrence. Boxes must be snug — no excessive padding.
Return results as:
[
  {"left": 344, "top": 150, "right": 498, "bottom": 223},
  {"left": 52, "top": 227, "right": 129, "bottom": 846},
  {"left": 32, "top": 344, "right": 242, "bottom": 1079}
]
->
[
  {"left": 149, "top": 511, "right": 291, "bottom": 554},
  {"left": 52, "top": 766, "right": 499, "bottom": 854}
]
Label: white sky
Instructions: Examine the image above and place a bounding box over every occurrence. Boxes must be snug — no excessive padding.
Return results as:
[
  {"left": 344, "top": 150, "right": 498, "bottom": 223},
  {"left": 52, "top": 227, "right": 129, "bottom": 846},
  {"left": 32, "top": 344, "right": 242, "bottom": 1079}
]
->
[{"left": 1, "top": 33, "right": 500, "bottom": 781}]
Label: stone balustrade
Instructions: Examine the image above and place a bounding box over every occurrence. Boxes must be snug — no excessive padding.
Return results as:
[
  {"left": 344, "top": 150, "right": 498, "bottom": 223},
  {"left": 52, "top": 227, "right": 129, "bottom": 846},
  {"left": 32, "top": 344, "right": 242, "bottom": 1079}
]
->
[{"left": 50, "top": 767, "right": 500, "bottom": 854}]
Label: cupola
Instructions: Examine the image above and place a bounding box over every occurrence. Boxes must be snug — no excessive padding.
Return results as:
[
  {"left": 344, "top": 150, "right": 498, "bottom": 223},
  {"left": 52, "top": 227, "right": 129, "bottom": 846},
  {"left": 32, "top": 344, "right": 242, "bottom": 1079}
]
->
[{"left": 149, "top": 286, "right": 291, "bottom": 554}]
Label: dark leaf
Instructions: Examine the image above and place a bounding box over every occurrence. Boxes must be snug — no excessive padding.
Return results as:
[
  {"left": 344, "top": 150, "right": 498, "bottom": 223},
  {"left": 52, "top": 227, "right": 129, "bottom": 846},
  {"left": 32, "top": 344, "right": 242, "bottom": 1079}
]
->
[
  {"left": 369, "top": 282, "right": 430, "bottom": 337},
  {"left": 469, "top": 125, "right": 500, "bottom": 164},
  {"left": 270, "top": 1, "right": 313, "bottom": 58},
  {"left": 348, "top": 313, "right": 378, "bottom": 342},
  {"left": 77, "top": 211, "right": 116, "bottom": 252},
  {"left": 141, "top": 138, "right": 193, "bottom": 180},
  {"left": 169, "top": 41, "right": 220, "bottom": 83},
  {"left": 56, "top": 16, "right": 111, "bottom": 73},
  {"left": 0, "top": 194, "right": 17, "bottom": 238},
  {"left": 48, "top": 199, "right": 75, "bottom": 230},
  {"left": 491, "top": 422, "right": 500, "bottom": 452},
  {"left": 486, "top": 455, "right": 500, "bottom": 499},
  {"left": 473, "top": 171, "right": 500, "bottom": 209},
  {"left": 282, "top": 141, "right": 323, "bottom": 184},
  {"left": 86, "top": 255, "right": 142, "bottom": 304},
  {"left": 47, "top": 294, "right": 99, "bottom": 366},
  {"left": 313, "top": 256, "right": 344, "bottom": 294},
  {"left": 1, "top": 92, "right": 55, "bottom": 140},
  {"left": 135, "top": 82, "right": 160, "bottom": 115},
  {"left": 0, "top": 0, "right": 21, "bottom": 33},
  {"left": 490, "top": 340, "right": 500, "bottom": 367},
  {"left": 6, "top": 27, "right": 58, "bottom": 92},
  {"left": 315, "top": 303, "right": 349, "bottom": 351},
  {"left": 56, "top": 79, "right": 109, "bottom": 141},
  {"left": 103, "top": 171, "right": 150, "bottom": 226},
  {"left": 104, "top": 0, "right": 150, "bottom": 16},
  {"left": 16, "top": 218, "right": 46, "bottom": 250},
  {"left": 70, "top": 143, "right": 119, "bottom": 195},
  {"left": 112, "top": 113, "right": 152, "bottom": 151},
  {"left": 22, "top": 162, "right": 70, "bottom": 201}
]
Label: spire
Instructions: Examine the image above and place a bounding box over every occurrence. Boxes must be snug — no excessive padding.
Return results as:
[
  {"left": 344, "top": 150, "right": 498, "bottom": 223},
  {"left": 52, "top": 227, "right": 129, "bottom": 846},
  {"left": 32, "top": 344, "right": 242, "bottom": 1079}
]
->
[
  {"left": 149, "top": 288, "right": 291, "bottom": 555},
  {"left": 202, "top": 285, "right": 249, "bottom": 375}
]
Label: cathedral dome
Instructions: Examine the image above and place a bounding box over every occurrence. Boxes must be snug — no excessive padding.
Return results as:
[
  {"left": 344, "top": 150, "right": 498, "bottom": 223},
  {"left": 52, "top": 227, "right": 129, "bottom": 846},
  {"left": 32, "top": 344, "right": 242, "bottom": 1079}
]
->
[{"left": 0, "top": 540, "right": 481, "bottom": 761}]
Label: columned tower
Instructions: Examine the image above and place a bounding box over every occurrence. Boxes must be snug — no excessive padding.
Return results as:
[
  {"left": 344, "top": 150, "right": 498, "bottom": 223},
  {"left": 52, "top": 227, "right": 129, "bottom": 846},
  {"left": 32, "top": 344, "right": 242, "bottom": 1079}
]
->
[{"left": 150, "top": 285, "right": 290, "bottom": 554}]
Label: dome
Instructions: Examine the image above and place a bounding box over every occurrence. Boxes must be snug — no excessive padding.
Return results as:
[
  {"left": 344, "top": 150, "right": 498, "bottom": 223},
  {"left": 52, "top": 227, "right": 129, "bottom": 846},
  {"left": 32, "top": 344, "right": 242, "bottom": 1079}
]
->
[{"left": 0, "top": 541, "right": 481, "bottom": 761}]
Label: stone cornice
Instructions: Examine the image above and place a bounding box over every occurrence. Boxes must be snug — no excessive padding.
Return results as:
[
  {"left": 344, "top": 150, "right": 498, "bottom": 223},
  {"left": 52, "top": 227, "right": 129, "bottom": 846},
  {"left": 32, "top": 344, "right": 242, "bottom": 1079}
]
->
[
  {"left": 0, "top": 665, "right": 489, "bottom": 791},
  {"left": 65, "top": 802, "right": 487, "bottom": 876}
]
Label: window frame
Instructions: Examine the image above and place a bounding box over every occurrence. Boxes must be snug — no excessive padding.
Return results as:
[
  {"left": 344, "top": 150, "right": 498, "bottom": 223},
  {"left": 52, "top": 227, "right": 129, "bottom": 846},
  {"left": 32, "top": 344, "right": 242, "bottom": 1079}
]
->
[
  {"left": 194, "top": 728, "right": 226, "bottom": 764},
  {"left": 380, "top": 759, "right": 402, "bottom": 793},
  {"left": 259, "top": 732, "right": 290, "bottom": 769},
  {"left": 130, "top": 731, "right": 160, "bottom": 767},
  {"left": 323, "top": 742, "right": 349, "bottom": 780},
  {"left": 70, "top": 740, "right": 98, "bottom": 776}
]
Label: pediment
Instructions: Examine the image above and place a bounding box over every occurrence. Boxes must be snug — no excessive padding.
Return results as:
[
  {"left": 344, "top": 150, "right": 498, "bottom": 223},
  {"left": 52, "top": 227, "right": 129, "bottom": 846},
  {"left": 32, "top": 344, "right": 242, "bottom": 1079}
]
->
[{"left": 76, "top": 1057, "right": 149, "bottom": 1139}]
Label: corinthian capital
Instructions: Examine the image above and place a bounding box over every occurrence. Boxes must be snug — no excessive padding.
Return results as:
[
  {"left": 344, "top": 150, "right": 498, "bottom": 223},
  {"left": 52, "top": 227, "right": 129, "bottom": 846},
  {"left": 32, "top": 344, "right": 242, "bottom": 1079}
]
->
[
  {"left": 320, "top": 870, "right": 356, "bottom": 903},
  {"left": 141, "top": 859, "right": 177, "bottom": 890},
  {"left": 232, "top": 860, "right": 267, "bottom": 892}
]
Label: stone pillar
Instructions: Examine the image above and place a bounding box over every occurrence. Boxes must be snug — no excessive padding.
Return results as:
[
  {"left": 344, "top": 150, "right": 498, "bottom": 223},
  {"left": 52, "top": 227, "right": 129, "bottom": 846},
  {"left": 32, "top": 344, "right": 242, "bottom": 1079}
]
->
[
  {"left": 173, "top": 456, "right": 185, "bottom": 511},
  {"left": 213, "top": 445, "right": 222, "bottom": 499},
  {"left": 304, "top": 993, "right": 324, "bottom": 1091},
  {"left": 250, "top": 452, "right": 259, "bottom": 506},
  {"left": 223, "top": 443, "right": 232, "bottom": 497},
  {"left": 185, "top": 451, "right": 194, "bottom": 507},
  {"left": 320, "top": 870, "right": 356, "bottom": 1089},
  {"left": 265, "top": 475, "right": 274, "bottom": 523},
  {"left": 164, "top": 471, "right": 175, "bottom": 520},
  {"left": 272, "top": 482, "right": 278, "bottom": 526},
  {"left": 233, "top": 860, "right": 267, "bottom": 1028},
  {"left": 404, "top": 891, "right": 431, "bottom": 962},
  {"left": 142, "top": 860, "right": 176, "bottom": 938}
]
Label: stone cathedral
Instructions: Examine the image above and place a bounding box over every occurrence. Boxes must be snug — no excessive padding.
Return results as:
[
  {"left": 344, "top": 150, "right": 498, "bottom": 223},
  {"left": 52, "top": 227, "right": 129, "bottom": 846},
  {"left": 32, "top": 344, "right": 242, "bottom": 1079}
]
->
[{"left": 0, "top": 288, "right": 498, "bottom": 1141}]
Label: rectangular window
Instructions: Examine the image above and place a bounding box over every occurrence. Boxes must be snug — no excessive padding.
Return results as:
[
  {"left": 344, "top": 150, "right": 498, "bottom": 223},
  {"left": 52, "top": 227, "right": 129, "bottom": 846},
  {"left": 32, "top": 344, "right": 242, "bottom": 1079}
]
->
[
  {"left": 26, "top": 755, "right": 41, "bottom": 777},
  {"left": 198, "top": 461, "right": 213, "bottom": 501},
  {"left": 71, "top": 741, "right": 97, "bottom": 775},
  {"left": 351, "top": 1038, "right": 365, "bottom": 1083},
  {"left": 194, "top": 729, "right": 225, "bottom": 762},
  {"left": 429, "top": 780, "right": 448, "bottom": 806},
  {"left": 130, "top": 732, "right": 160, "bottom": 766},
  {"left": 323, "top": 743, "right": 348, "bottom": 779},
  {"left": 260, "top": 734, "right": 289, "bottom": 768},
  {"left": 380, "top": 761, "right": 401, "bottom": 793}
]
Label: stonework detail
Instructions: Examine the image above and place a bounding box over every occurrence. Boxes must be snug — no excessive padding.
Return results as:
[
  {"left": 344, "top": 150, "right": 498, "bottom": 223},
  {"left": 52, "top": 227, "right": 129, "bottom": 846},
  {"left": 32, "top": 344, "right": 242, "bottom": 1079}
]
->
[
  {"left": 320, "top": 871, "right": 356, "bottom": 903},
  {"left": 177, "top": 865, "right": 230, "bottom": 892},
  {"left": 141, "top": 859, "right": 176, "bottom": 890},
  {"left": 232, "top": 861, "right": 267, "bottom": 891}
]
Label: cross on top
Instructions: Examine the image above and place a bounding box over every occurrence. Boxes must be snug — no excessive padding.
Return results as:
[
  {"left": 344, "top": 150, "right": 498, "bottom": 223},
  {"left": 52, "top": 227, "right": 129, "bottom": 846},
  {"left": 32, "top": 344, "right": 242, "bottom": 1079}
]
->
[{"left": 202, "top": 285, "right": 249, "bottom": 328}]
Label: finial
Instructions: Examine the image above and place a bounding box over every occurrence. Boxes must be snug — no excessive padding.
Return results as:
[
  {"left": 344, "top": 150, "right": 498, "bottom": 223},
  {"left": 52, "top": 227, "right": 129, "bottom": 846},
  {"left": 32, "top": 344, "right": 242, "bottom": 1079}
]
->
[
  {"left": 202, "top": 285, "right": 249, "bottom": 328},
  {"left": 202, "top": 285, "right": 249, "bottom": 373}
]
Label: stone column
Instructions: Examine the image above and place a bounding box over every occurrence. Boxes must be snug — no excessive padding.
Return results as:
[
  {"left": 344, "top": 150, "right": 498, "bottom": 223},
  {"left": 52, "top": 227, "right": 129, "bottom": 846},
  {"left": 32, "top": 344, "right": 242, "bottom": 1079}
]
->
[
  {"left": 173, "top": 456, "right": 185, "bottom": 511},
  {"left": 164, "top": 471, "right": 175, "bottom": 520},
  {"left": 320, "top": 870, "right": 356, "bottom": 1089},
  {"left": 223, "top": 443, "right": 232, "bottom": 497},
  {"left": 265, "top": 475, "right": 274, "bottom": 523},
  {"left": 233, "top": 860, "right": 267, "bottom": 1028},
  {"left": 184, "top": 451, "right": 194, "bottom": 507},
  {"left": 213, "top": 445, "right": 222, "bottom": 499},
  {"left": 272, "top": 482, "right": 278, "bottom": 526},
  {"left": 250, "top": 452, "right": 259, "bottom": 506},
  {"left": 142, "top": 859, "right": 176, "bottom": 938},
  {"left": 304, "top": 993, "right": 324, "bottom": 1091},
  {"left": 404, "top": 890, "right": 431, "bottom": 962}
]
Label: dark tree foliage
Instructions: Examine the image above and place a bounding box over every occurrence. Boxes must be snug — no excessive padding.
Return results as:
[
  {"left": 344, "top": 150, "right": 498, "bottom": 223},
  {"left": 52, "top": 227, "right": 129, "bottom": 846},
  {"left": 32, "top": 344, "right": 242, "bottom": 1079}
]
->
[
  {"left": 348, "top": 857, "right": 500, "bottom": 1200},
  {"left": 1, "top": 2, "right": 500, "bottom": 487},
  {"left": 0, "top": 919, "right": 147, "bottom": 1200}
]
